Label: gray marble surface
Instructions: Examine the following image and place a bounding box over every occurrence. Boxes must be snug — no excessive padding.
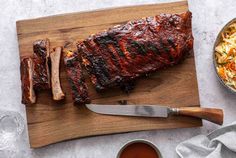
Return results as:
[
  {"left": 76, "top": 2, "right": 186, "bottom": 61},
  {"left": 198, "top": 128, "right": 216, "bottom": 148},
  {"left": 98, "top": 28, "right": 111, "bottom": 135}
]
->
[{"left": 0, "top": 0, "right": 236, "bottom": 157}]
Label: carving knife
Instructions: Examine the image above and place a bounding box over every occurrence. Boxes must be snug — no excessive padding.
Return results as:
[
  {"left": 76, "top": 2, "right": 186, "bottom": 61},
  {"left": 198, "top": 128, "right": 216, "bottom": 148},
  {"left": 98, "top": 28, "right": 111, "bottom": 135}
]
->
[{"left": 85, "top": 104, "right": 223, "bottom": 125}]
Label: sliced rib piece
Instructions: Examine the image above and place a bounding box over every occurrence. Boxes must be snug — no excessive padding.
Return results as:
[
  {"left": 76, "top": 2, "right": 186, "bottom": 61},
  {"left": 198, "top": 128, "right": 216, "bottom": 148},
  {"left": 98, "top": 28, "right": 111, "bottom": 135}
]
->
[
  {"left": 50, "top": 47, "right": 65, "bottom": 101},
  {"left": 20, "top": 57, "right": 36, "bottom": 104},
  {"left": 63, "top": 50, "right": 90, "bottom": 104},
  {"left": 33, "top": 39, "right": 51, "bottom": 90},
  {"left": 78, "top": 11, "right": 193, "bottom": 91}
]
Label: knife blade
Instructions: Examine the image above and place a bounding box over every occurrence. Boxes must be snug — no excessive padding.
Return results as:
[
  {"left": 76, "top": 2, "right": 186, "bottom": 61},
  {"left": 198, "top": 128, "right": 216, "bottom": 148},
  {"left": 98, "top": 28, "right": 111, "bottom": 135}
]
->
[
  {"left": 86, "top": 104, "right": 169, "bottom": 117},
  {"left": 85, "top": 104, "right": 224, "bottom": 125}
]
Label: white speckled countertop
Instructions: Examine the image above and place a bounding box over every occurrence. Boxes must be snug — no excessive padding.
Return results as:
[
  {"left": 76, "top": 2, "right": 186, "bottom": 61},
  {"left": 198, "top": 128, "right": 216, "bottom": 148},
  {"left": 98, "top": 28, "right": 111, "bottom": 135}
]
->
[{"left": 0, "top": 0, "right": 236, "bottom": 157}]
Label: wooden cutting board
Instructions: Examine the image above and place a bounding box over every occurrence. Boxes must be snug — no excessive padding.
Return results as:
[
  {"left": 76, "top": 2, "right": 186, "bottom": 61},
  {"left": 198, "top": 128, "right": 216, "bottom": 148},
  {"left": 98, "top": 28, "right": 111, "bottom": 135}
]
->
[{"left": 16, "top": 0, "right": 201, "bottom": 148}]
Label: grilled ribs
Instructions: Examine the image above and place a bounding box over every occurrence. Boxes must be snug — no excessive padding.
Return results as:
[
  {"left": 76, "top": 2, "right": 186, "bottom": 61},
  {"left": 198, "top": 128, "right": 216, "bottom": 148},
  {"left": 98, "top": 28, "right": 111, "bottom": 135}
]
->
[
  {"left": 20, "top": 57, "right": 36, "bottom": 104},
  {"left": 50, "top": 47, "right": 65, "bottom": 101},
  {"left": 33, "top": 39, "right": 51, "bottom": 90},
  {"left": 64, "top": 50, "right": 90, "bottom": 104},
  {"left": 78, "top": 11, "right": 193, "bottom": 91}
]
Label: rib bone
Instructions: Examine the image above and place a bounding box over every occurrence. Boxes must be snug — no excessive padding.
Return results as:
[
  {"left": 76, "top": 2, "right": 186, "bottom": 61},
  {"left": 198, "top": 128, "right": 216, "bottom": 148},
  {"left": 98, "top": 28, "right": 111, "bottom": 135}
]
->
[{"left": 50, "top": 46, "right": 65, "bottom": 100}]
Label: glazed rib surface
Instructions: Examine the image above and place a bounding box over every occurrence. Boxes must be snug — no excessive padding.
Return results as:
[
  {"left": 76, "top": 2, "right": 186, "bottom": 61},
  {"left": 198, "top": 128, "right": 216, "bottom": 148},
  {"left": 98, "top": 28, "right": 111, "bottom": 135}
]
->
[
  {"left": 33, "top": 39, "right": 51, "bottom": 90},
  {"left": 78, "top": 11, "right": 193, "bottom": 91},
  {"left": 20, "top": 57, "right": 36, "bottom": 104},
  {"left": 64, "top": 50, "right": 90, "bottom": 104}
]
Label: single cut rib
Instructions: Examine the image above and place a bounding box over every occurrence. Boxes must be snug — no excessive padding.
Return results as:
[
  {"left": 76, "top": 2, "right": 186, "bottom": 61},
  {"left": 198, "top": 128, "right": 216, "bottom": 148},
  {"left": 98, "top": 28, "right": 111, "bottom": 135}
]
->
[
  {"left": 78, "top": 11, "right": 193, "bottom": 91},
  {"left": 33, "top": 39, "right": 51, "bottom": 90},
  {"left": 20, "top": 57, "right": 36, "bottom": 104},
  {"left": 50, "top": 47, "right": 65, "bottom": 101},
  {"left": 64, "top": 50, "right": 90, "bottom": 104}
]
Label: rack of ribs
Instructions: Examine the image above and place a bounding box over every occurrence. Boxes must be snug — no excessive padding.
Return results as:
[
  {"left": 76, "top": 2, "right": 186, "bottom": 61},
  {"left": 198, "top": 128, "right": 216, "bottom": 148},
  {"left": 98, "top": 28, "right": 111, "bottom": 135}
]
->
[
  {"left": 64, "top": 49, "right": 90, "bottom": 104},
  {"left": 33, "top": 39, "right": 51, "bottom": 90},
  {"left": 78, "top": 11, "right": 193, "bottom": 91}
]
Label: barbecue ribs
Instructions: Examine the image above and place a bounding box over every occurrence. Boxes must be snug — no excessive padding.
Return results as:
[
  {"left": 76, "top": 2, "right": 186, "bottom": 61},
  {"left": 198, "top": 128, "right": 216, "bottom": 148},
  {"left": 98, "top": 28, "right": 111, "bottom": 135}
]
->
[
  {"left": 20, "top": 57, "right": 36, "bottom": 104},
  {"left": 33, "top": 39, "right": 51, "bottom": 90},
  {"left": 78, "top": 11, "right": 193, "bottom": 91},
  {"left": 64, "top": 50, "right": 90, "bottom": 104},
  {"left": 50, "top": 47, "right": 65, "bottom": 101}
]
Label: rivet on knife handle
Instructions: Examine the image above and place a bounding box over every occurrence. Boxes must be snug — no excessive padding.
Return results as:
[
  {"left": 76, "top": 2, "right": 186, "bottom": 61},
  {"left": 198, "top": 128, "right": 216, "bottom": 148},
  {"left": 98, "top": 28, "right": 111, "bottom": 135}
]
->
[{"left": 169, "top": 107, "right": 224, "bottom": 125}]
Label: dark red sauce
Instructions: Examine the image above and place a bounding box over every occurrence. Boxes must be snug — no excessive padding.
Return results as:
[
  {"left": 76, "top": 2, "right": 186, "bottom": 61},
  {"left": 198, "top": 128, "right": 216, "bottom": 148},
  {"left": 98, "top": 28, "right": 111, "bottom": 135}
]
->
[{"left": 119, "top": 142, "right": 159, "bottom": 158}]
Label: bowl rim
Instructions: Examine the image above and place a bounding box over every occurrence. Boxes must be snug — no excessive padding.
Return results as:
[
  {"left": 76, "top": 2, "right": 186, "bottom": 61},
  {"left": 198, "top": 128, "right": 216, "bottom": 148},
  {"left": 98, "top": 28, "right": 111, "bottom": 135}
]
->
[
  {"left": 116, "top": 139, "right": 162, "bottom": 158},
  {"left": 213, "top": 17, "right": 236, "bottom": 94}
]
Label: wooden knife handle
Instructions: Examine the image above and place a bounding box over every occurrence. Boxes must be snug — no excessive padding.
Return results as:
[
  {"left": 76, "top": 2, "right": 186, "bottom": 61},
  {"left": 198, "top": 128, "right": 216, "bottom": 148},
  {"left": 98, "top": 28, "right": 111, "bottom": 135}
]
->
[{"left": 170, "top": 107, "right": 224, "bottom": 125}]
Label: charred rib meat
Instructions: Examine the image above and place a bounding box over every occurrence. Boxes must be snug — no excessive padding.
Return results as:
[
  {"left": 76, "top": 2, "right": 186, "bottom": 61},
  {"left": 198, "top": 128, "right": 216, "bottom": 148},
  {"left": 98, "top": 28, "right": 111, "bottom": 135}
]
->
[
  {"left": 20, "top": 57, "right": 36, "bottom": 104},
  {"left": 78, "top": 11, "right": 193, "bottom": 91},
  {"left": 33, "top": 39, "right": 51, "bottom": 90},
  {"left": 64, "top": 50, "right": 90, "bottom": 104}
]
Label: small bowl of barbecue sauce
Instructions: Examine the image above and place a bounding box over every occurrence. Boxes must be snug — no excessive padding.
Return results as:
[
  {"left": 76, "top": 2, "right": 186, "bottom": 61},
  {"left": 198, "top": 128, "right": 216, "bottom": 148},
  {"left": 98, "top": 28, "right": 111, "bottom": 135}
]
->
[{"left": 117, "top": 139, "right": 162, "bottom": 158}]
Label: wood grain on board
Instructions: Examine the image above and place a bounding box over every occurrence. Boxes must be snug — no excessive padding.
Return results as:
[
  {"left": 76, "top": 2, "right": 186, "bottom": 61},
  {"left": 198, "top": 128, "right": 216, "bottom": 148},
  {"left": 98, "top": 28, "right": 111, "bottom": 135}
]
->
[{"left": 16, "top": 0, "right": 201, "bottom": 148}]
